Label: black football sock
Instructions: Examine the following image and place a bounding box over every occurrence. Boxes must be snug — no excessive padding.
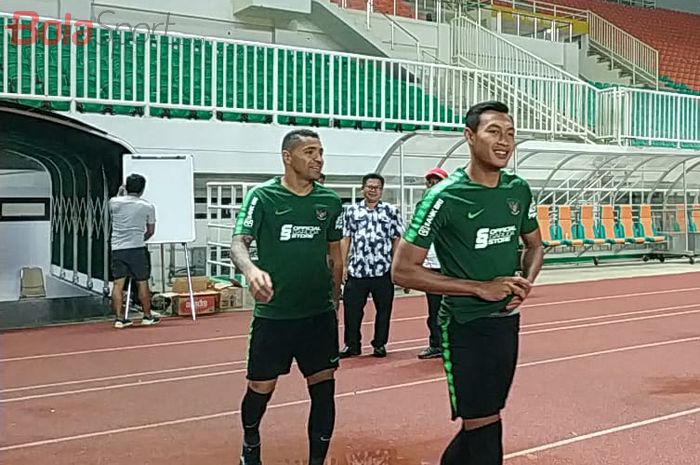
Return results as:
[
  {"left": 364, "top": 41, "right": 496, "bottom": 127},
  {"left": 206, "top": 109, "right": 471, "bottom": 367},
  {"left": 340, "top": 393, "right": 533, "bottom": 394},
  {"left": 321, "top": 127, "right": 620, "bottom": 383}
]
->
[
  {"left": 307, "top": 379, "right": 336, "bottom": 465},
  {"left": 240, "top": 387, "right": 272, "bottom": 447},
  {"left": 440, "top": 428, "right": 469, "bottom": 465},
  {"left": 466, "top": 420, "right": 503, "bottom": 465}
]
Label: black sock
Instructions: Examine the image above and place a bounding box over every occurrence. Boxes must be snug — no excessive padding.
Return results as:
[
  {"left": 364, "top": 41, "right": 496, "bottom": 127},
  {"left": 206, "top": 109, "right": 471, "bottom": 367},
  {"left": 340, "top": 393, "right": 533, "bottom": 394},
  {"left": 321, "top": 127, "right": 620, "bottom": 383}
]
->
[
  {"left": 307, "top": 379, "right": 336, "bottom": 465},
  {"left": 440, "top": 428, "right": 469, "bottom": 465},
  {"left": 240, "top": 387, "right": 272, "bottom": 447},
  {"left": 466, "top": 420, "right": 503, "bottom": 465}
]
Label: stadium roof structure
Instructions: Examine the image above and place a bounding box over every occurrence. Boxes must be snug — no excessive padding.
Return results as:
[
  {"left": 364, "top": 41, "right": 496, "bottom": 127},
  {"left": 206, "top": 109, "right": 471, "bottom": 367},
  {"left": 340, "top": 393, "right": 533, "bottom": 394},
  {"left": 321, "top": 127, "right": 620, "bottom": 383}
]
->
[{"left": 374, "top": 131, "right": 700, "bottom": 205}]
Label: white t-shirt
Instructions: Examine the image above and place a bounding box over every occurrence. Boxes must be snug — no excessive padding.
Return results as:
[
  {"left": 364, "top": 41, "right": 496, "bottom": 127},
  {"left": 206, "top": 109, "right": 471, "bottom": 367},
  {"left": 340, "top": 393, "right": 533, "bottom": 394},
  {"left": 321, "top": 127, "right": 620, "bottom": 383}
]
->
[{"left": 109, "top": 195, "right": 156, "bottom": 250}]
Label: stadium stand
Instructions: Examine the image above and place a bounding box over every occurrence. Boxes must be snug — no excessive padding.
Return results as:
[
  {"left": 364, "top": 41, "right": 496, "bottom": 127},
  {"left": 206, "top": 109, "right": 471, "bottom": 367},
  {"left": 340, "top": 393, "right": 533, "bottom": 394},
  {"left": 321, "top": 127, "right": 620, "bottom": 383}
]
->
[{"left": 544, "top": 0, "right": 700, "bottom": 92}]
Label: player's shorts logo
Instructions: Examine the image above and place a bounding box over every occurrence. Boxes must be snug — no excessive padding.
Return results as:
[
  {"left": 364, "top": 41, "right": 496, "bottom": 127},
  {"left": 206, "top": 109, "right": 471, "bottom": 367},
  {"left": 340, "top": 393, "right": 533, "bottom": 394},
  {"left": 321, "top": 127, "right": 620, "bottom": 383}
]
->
[{"left": 507, "top": 198, "right": 520, "bottom": 215}]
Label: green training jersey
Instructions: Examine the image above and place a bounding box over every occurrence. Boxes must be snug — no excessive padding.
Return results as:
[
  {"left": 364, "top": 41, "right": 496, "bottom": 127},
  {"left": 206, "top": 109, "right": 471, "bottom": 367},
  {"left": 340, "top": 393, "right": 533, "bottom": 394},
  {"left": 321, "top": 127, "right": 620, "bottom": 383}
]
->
[
  {"left": 233, "top": 177, "right": 344, "bottom": 319},
  {"left": 404, "top": 167, "right": 539, "bottom": 323}
]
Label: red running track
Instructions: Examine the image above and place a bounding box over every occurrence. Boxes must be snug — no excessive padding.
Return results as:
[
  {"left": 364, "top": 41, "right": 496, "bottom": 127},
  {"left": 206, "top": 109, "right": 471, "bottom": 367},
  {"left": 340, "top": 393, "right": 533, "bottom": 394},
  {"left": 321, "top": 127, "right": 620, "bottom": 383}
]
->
[{"left": 1, "top": 272, "right": 699, "bottom": 465}]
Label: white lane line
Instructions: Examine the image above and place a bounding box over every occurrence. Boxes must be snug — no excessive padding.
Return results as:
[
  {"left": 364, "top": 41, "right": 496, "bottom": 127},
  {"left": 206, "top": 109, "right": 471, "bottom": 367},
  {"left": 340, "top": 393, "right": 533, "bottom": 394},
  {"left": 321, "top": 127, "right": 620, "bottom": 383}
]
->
[
  {"left": 2, "top": 335, "right": 698, "bottom": 451},
  {"left": 2, "top": 333, "right": 698, "bottom": 410},
  {"left": 5, "top": 305, "right": 699, "bottom": 396},
  {"left": 504, "top": 406, "right": 700, "bottom": 460},
  {"left": 3, "top": 286, "right": 699, "bottom": 363},
  {"left": 521, "top": 309, "right": 700, "bottom": 336}
]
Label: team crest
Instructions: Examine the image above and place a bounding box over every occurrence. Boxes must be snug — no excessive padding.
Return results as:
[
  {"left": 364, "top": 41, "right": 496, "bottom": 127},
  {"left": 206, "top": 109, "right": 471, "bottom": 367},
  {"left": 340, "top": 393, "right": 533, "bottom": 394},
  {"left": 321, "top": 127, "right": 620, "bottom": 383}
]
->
[
  {"left": 316, "top": 208, "right": 328, "bottom": 221},
  {"left": 507, "top": 198, "right": 520, "bottom": 215}
]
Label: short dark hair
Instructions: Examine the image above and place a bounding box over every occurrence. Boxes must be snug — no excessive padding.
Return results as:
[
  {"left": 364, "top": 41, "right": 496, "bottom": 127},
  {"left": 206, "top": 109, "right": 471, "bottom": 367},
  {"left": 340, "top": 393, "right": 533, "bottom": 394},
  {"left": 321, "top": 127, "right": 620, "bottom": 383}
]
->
[
  {"left": 125, "top": 173, "right": 146, "bottom": 195},
  {"left": 281, "top": 129, "right": 320, "bottom": 153},
  {"left": 362, "top": 173, "right": 384, "bottom": 188},
  {"left": 465, "top": 101, "right": 511, "bottom": 132}
]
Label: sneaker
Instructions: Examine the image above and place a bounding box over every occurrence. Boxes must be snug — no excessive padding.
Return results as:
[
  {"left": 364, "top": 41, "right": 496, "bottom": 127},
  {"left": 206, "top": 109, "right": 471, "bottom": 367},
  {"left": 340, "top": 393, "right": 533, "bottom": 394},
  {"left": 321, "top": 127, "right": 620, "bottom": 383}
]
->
[
  {"left": 240, "top": 443, "right": 262, "bottom": 465},
  {"left": 418, "top": 346, "right": 442, "bottom": 359},
  {"left": 339, "top": 345, "right": 361, "bottom": 359},
  {"left": 141, "top": 315, "right": 161, "bottom": 326},
  {"left": 114, "top": 319, "right": 133, "bottom": 329}
]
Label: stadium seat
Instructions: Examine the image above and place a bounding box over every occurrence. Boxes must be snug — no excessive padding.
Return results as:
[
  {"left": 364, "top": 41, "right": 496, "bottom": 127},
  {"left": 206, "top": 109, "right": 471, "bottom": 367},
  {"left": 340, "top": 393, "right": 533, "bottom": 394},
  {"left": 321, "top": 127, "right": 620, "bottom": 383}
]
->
[
  {"left": 618, "top": 205, "right": 647, "bottom": 244},
  {"left": 638, "top": 204, "right": 666, "bottom": 243},
  {"left": 691, "top": 204, "right": 700, "bottom": 233},
  {"left": 547, "top": 0, "right": 700, "bottom": 91},
  {"left": 1, "top": 16, "right": 456, "bottom": 130},
  {"left": 579, "top": 205, "right": 605, "bottom": 245},
  {"left": 556, "top": 205, "right": 584, "bottom": 246},
  {"left": 537, "top": 205, "right": 562, "bottom": 248},
  {"left": 600, "top": 205, "right": 626, "bottom": 244},
  {"left": 674, "top": 204, "right": 688, "bottom": 232}
]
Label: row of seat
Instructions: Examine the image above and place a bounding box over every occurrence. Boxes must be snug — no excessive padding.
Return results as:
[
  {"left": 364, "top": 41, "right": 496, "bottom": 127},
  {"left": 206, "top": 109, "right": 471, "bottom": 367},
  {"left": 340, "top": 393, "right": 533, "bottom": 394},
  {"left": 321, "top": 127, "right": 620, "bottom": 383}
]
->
[
  {"left": 545, "top": 0, "right": 700, "bottom": 91},
  {"left": 0, "top": 18, "right": 458, "bottom": 129},
  {"left": 536, "top": 203, "right": 700, "bottom": 249}
]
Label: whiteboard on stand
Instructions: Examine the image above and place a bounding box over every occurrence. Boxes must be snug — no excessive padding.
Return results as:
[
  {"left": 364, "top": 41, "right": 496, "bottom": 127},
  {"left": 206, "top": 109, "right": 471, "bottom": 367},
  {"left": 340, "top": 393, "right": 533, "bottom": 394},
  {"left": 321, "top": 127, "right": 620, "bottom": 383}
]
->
[{"left": 121, "top": 154, "right": 196, "bottom": 245}]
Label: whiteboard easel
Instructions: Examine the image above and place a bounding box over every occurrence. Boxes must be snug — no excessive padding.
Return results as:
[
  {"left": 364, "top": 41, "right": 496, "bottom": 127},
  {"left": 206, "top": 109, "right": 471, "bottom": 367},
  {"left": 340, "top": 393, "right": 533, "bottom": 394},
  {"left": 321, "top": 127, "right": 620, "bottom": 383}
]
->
[{"left": 121, "top": 154, "right": 198, "bottom": 321}]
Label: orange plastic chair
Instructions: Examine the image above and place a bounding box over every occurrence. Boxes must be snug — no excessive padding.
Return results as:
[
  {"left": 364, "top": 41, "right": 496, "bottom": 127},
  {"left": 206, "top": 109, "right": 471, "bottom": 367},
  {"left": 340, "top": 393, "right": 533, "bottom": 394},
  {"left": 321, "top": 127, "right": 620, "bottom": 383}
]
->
[
  {"left": 619, "top": 205, "right": 646, "bottom": 244},
  {"left": 638, "top": 204, "right": 666, "bottom": 242},
  {"left": 537, "top": 205, "right": 561, "bottom": 248},
  {"left": 579, "top": 205, "right": 605, "bottom": 245},
  {"left": 558, "top": 205, "right": 583, "bottom": 246},
  {"left": 600, "top": 205, "right": 625, "bottom": 245}
]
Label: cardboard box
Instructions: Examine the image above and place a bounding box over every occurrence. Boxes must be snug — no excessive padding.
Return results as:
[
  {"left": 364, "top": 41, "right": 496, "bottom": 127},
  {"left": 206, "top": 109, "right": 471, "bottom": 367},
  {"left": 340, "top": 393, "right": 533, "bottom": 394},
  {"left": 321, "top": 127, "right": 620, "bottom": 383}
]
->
[
  {"left": 171, "top": 276, "right": 209, "bottom": 294},
  {"left": 219, "top": 287, "right": 244, "bottom": 310},
  {"left": 172, "top": 291, "right": 219, "bottom": 316}
]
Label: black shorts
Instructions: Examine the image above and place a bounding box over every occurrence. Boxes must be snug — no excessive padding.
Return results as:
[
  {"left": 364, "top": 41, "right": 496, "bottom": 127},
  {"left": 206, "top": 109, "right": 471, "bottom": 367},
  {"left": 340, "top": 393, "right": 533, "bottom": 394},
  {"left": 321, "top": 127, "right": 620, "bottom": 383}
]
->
[
  {"left": 440, "top": 313, "right": 520, "bottom": 420},
  {"left": 111, "top": 247, "right": 151, "bottom": 281},
  {"left": 246, "top": 311, "right": 340, "bottom": 381}
]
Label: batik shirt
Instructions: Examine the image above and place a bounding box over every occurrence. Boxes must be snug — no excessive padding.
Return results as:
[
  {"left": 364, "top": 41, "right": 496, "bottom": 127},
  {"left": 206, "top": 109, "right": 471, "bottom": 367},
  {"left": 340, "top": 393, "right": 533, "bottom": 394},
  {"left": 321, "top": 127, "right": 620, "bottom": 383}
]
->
[{"left": 343, "top": 200, "right": 405, "bottom": 278}]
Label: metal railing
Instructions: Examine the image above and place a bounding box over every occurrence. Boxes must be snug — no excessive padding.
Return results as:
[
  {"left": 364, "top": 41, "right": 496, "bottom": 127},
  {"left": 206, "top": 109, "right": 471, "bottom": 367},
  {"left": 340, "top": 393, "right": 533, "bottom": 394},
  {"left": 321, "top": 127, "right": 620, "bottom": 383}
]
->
[
  {"left": 617, "top": 87, "right": 700, "bottom": 147},
  {"left": 0, "top": 11, "right": 594, "bottom": 139},
  {"left": 587, "top": 11, "right": 658, "bottom": 88},
  {"left": 478, "top": 6, "right": 577, "bottom": 42},
  {"left": 450, "top": 15, "right": 581, "bottom": 80},
  {"left": 450, "top": 15, "right": 595, "bottom": 139},
  {"left": 348, "top": 1, "right": 660, "bottom": 89},
  {"left": 1, "top": 11, "right": 698, "bottom": 146}
]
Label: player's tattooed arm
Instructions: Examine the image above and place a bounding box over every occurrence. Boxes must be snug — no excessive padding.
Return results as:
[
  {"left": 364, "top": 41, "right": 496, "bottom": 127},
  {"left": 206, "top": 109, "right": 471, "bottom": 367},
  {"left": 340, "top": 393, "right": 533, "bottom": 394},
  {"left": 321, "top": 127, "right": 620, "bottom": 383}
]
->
[
  {"left": 230, "top": 234, "right": 256, "bottom": 275},
  {"left": 231, "top": 234, "right": 274, "bottom": 303}
]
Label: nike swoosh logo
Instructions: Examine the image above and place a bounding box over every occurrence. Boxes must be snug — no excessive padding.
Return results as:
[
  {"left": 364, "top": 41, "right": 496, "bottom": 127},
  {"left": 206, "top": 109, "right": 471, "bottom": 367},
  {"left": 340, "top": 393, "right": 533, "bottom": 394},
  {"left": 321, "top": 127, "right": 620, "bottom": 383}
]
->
[
  {"left": 329, "top": 356, "right": 340, "bottom": 363},
  {"left": 275, "top": 208, "right": 292, "bottom": 216},
  {"left": 468, "top": 209, "right": 484, "bottom": 219}
]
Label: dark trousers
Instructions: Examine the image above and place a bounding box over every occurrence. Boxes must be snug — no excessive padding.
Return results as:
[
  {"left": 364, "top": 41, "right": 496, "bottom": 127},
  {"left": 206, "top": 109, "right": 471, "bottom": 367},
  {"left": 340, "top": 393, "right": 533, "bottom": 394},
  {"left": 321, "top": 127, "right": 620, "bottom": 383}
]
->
[
  {"left": 342, "top": 273, "right": 394, "bottom": 349},
  {"left": 426, "top": 291, "right": 442, "bottom": 348}
]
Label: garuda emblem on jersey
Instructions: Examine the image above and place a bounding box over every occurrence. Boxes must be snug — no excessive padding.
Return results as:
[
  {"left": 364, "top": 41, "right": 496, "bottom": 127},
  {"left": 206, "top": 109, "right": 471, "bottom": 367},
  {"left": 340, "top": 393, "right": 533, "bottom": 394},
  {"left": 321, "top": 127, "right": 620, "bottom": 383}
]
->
[
  {"left": 316, "top": 208, "right": 328, "bottom": 221},
  {"left": 507, "top": 198, "right": 520, "bottom": 215}
]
